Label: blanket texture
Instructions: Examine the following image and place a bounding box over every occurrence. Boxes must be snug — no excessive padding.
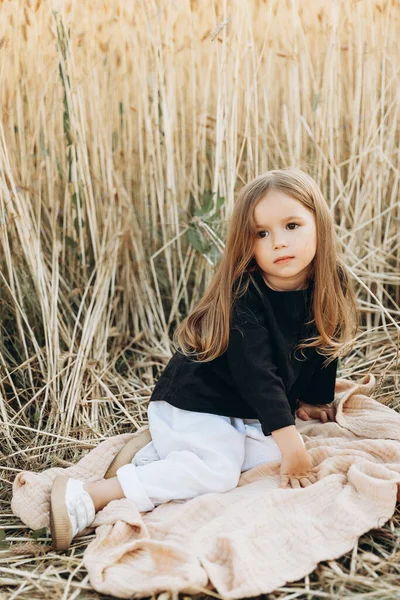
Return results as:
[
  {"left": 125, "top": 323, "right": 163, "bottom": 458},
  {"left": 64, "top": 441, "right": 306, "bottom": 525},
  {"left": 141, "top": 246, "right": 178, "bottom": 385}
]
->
[{"left": 11, "top": 374, "right": 400, "bottom": 598}]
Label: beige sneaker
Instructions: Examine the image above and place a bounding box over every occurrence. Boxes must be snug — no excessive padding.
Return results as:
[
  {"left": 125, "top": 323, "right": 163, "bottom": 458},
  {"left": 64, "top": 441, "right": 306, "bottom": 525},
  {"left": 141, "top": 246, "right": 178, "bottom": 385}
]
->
[
  {"left": 104, "top": 426, "right": 152, "bottom": 479},
  {"left": 49, "top": 475, "right": 96, "bottom": 552}
]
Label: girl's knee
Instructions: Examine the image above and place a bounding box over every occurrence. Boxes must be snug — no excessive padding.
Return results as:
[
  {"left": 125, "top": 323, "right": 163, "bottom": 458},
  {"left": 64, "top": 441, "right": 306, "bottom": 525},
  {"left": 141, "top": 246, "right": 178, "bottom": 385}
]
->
[{"left": 210, "top": 462, "right": 242, "bottom": 493}]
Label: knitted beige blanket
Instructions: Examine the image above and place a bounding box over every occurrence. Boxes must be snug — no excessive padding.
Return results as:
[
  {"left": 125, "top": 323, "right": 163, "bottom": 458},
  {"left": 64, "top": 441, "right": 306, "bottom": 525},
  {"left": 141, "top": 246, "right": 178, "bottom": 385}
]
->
[{"left": 11, "top": 374, "right": 400, "bottom": 598}]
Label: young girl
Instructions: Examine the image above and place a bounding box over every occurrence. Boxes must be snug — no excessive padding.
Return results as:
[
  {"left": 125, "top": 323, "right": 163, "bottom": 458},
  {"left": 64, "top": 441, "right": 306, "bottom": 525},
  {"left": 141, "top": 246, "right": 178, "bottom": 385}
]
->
[{"left": 49, "top": 167, "right": 359, "bottom": 551}]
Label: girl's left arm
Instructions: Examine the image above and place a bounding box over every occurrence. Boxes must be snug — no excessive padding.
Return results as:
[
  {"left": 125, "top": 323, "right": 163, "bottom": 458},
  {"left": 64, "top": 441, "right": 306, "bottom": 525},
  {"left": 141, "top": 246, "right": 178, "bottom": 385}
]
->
[
  {"left": 297, "top": 354, "right": 338, "bottom": 407},
  {"left": 296, "top": 355, "right": 338, "bottom": 422}
]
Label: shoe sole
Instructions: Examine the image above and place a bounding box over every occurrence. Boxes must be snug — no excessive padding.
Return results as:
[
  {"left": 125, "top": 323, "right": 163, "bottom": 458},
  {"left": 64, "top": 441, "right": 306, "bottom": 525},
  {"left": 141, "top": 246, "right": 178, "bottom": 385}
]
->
[
  {"left": 50, "top": 474, "right": 73, "bottom": 552},
  {"left": 104, "top": 426, "right": 152, "bottom": 479}
]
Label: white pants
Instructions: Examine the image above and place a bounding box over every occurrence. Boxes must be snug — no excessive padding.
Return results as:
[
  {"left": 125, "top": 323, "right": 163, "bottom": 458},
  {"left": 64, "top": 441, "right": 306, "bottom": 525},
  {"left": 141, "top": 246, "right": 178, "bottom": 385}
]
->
[{"left": 116, "top": 400, "right": 304, "bottom": 512}]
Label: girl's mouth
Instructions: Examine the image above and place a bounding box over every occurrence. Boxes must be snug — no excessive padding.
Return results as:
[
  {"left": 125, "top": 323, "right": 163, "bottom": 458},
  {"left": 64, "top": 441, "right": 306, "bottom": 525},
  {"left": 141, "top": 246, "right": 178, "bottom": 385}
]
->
[{"left": 275, "top": 257, "right": 294, "bottom": 264}]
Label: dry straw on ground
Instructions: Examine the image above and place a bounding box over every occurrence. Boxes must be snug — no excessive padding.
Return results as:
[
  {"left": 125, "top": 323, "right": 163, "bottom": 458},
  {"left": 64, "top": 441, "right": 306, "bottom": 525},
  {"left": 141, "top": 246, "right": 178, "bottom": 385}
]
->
[{"left": 0, "top": 0, "right": 399, "bottom": 598}]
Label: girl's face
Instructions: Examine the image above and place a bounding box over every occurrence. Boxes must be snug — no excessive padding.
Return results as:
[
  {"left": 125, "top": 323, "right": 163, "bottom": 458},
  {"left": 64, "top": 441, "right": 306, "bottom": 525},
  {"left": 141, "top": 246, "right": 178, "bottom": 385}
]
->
[{"left": 253, "top": 190, "right": 317, "bottom": 291}]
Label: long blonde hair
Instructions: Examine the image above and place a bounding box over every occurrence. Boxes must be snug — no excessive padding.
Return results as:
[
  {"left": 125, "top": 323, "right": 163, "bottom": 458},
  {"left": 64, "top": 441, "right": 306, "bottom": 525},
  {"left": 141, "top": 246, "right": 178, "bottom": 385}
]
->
[{"left": 173, "top": 167, "right": 359, "bottom": 365}]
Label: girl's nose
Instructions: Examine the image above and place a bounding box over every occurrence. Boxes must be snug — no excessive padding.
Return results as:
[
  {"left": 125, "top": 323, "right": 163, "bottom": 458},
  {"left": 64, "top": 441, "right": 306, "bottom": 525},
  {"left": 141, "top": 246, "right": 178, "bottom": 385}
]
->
[{"left": 273, "top": 240, "right": 288, "bottom": 249}]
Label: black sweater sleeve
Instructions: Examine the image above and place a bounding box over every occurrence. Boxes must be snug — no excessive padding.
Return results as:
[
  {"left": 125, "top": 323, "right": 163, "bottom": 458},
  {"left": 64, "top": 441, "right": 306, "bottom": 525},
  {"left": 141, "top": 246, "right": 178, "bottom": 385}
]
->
[
  {"left": 225, "top": 301, "right": 295, "bottom": 436},
  {"left": 297, "top": 354, "right": 338, "bottom": 406}
]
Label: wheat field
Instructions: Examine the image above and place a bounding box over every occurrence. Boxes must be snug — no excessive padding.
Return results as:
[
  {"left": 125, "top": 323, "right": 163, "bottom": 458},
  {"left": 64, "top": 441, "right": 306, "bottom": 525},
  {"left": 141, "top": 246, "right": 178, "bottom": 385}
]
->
[{"left": 0, "top": 0, "right": 399, "bottom": 597}]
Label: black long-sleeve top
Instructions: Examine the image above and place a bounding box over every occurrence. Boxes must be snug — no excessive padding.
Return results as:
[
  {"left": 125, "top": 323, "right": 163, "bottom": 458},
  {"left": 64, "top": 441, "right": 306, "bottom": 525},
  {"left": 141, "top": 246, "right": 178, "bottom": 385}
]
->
[{"left": 149, "top": 268, "right": 338, "bottom": 436}]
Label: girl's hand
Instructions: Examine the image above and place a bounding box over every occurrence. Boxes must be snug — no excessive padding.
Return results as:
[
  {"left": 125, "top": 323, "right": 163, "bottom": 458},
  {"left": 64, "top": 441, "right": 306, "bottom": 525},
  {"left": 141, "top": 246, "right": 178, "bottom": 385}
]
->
[
  {"left": 279, "top": 449, "right": 317, "bottom": 489},
  {"left": 296, "top": 400, "right": 336, "bottom": 423}
]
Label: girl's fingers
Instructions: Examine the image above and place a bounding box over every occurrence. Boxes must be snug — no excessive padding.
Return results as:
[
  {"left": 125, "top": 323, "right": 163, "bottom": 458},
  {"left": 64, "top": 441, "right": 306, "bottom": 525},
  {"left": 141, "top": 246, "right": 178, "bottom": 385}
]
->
[
  {"left": 297, "top": 404, "right": 338, "bottom": 422},
  {"left": 320, "top": 411, "right": 328, "bottom": 423},
  {"left": 279, "top": 476, "right": 289, "bottom": 489},
  {"left": 299, "top": 478, "right": 313, "bottom": 487},
  {"left": 281, "top": 474, "right": 319, "bottom": 488},
  {"left": 296, "top": 409, "right": 309, "bottom": 421},
  {"left": 325, "top": 407, "right": 334, "bottom": 421}
]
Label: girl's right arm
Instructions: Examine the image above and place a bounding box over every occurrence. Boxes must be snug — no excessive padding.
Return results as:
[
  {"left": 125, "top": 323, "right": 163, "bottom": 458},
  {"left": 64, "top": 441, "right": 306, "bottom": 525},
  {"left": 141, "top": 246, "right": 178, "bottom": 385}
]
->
[{"left": 272, "top": 425, "right": 317, "bottom": 488}]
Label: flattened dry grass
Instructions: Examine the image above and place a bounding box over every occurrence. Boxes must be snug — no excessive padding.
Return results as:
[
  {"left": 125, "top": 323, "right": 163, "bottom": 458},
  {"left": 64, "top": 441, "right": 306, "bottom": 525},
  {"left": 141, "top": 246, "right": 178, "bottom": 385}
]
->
[{"left": 0, "top": 0, "right": 399, "bottom": 597}]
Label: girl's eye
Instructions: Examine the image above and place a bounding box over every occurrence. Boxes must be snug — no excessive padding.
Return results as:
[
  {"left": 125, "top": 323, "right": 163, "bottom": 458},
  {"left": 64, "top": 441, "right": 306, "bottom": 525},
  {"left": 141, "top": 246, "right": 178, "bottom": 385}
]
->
[
  {"left": 287, "top": 222, "right": 299, "bottom": 230},
  {"left": 256, "top": 223, "right": 300, "bottom": 238}
]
